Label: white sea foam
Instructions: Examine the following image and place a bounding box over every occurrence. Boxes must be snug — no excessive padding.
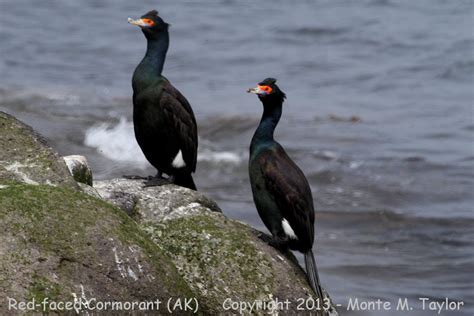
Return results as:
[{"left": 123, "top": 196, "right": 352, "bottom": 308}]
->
[
  {"left": 84, "top": 117, "right": 244, "bottom": 165},
  {"left": 84, "top": 117, "right": 148, "bottom": 165},
  {"left": 198, "top": 150, "right": 243, "bottom": 165}
]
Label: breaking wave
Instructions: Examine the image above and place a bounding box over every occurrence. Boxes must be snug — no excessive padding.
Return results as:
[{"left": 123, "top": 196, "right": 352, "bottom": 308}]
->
[{"left": 84, "top": 117, "right": 244, "bottom": 166}]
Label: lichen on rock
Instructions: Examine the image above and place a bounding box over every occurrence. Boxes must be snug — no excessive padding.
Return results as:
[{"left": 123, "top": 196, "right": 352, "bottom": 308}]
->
[
  {"left": 96, "top": 179, "right": 337, "bottom": 315},
  {"left": 0, "top": 111, "right": 338, "bottom": 315},
  {"left": 0, "top": 112, "right": 78, "bottom": 189},
  {"left": 0, "top": 184, "right": 194, "bottom": 313},
  {"left": 156, "top": 216, "right": 276, "bottom": 312},
  {"left": 95, "top": 178, "right": 221, "bottom": 221},
  {"left": 0, "top": 112, "right": 195, "bottom": 314},
  {"left": 63, "top": 155, "right": 93, "bottom": 186}
]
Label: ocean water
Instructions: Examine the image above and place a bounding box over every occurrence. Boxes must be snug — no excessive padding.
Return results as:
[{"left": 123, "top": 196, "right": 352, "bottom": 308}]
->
[{"left": 1, "top": 0, "right": 473, "bottom": 314}]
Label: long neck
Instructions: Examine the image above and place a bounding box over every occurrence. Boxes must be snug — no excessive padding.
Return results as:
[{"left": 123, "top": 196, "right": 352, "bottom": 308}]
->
[
  {"left": 252, "top": 97, "right": 283, "bottom": 144},
  {"left": 142, "top": 31, "right": 169, "bottom": 75}
]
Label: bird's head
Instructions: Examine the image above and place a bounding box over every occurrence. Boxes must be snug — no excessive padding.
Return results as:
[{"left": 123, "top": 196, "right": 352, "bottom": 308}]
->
[
  {"left": 247, "top": 78, "right": 286, "bottom": 102},
  {"left": 128, "top": 10, "right": 169, "bottom": 38}
]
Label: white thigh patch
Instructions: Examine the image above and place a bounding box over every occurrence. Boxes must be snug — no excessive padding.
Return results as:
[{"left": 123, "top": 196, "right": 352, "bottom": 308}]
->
[
  {"left": 171, "top": 150, "right": 186, "bottom": 168},
  {"left": 282, "top": 218, "right": 298, "bottom": 240}
]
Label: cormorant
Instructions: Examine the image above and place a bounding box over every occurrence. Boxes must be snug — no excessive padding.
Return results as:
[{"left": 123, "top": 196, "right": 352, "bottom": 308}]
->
[
  {"left": 247, "top": 78, "right": 326, "bottom": 307},
  {"left": 128, "top": 10, "right": 197, "bottom": 190}
]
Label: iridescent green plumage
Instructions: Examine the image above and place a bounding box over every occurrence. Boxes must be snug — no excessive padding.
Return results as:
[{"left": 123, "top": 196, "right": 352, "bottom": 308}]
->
[
  {"left": 248, "top": 78, "right": 325, "bottom": 305},
  {"left": 131, "top": 10, "right": 197, "bottom": 190}
]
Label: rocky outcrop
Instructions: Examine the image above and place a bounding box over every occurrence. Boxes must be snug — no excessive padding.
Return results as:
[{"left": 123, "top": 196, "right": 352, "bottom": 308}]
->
[
  {"left": 95, "top": 179, "right": 338, "bottom": 315},
  {"left": 0, "top": 184, "right": 193, "bottom": 313},
  {"left": 63, "top": 155, "right": 93, "bottom": 186},
  {"left": 94, "top": 178, "right": 221, "bottom": 220},
  {"left": 0, "top": 111, "right": 338, "bottom": 315},
  {"left": 0, "top": 112, "right": 77, "bottom": 188},
  {"left": 0, "top": 112, "right": 193, "bottom": 314}
]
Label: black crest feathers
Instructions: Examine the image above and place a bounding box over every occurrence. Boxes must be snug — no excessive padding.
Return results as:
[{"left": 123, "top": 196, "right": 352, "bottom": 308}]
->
[
  {"left": 259, "top": 78, "right": 277, "bottom": 85},
  {"left": 142, "top": 10, "right": 159, "bottom": 18}
]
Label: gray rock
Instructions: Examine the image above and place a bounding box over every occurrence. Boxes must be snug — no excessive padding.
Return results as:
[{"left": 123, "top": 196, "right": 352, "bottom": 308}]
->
[
  {"left": 0, "top": 112, "right": 338, "bottom": 315},
  {"left": 95, "top": 179, "right": 339, "bottom": 315},
  {"left": 63, "top": 155, "right": 93, "bottom": 186},
  {"left": 77, "top": 182, "right": 102, "bottom": 199},
  {"left": 0, "top": 184, "right": 194, "bottom": 314},
  {"left": 0, "top": 112, "right": 77, "bottom": 188},
  {"left": 0, "top": 113, "right": 194, "bottom": 314},
  {"left": 94, "top": 178, "right": 221, "bottom": 220}
]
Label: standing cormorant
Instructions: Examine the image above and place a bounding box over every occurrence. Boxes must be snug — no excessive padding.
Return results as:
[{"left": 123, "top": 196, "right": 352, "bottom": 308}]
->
[
  {"left": 247, "top": 78, "right": 326, "bottom": 308},
  {"left": 128, "top": 10, "right": 197, "bottom": 190}
]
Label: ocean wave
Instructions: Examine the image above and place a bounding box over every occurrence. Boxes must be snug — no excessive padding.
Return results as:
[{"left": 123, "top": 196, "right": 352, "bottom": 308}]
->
[
  {"left": 84, "top": 117, "right": 148, "bottom": 165},
  {"left": 0, "top": 86, "right": 85, "bottom": 107},
  {"left": 198, "top": 150, "right": 243, "bottom": 165},
  {"left": 84, "top": 117, "right": 244, "bottom": 166}
]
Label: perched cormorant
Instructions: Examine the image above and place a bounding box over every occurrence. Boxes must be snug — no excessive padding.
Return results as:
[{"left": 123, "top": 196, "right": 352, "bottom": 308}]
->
[
  {"left": 128, "top": 10, "right": 197, "bottom": 190},
  {"left": 247, "top": 78, "right": 326, "bottom": 306}
]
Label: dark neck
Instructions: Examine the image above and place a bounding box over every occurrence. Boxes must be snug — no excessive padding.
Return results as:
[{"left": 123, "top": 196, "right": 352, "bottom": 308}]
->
[
  {"left": 141, "top": 30, "right": 169, "bottom": 75},
  {"left": 252, "top": 96, "right": 283, "bottom": 144}
]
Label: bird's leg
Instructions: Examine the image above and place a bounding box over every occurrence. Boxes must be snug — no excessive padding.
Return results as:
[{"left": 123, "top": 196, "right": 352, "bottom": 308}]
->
[
  {"left": 257, "top": 230, "right": 289, "bottom": 250},
  {"left": 257, "top": 233, "right": 300, "bottom": 265},
  {"left": 125, "top": 169, "right": 166, "bottom": 181},
  {"left": 268, "top": 238, "right": 289, "bottom": 251},
  {"left": 168, "top": 174, "right": 175, "bottom": 183},
  {"left": 268, "top": 234, "right": 290, "bottom": 251},
  {"left": 256, "top": 232, "right": 273, "bottom": 243},
  {"left": 143, "top": 170, "right": 172, "bottom": 187}
]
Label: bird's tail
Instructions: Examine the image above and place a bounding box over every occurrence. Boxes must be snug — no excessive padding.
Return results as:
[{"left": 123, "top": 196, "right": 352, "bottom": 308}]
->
[
  {"left": 304, "top": 249, "right": 325, "bottom": 308},
  {"left": 173, "top": 173, "right": 197, "bottom": 190}
]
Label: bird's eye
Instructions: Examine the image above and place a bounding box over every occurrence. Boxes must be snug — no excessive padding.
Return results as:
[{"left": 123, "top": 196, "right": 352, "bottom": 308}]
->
[
  {"left": 258, "top": 85, "right": 273, "bottom": 93},
  {"left": 142, "top": 18, "right": 155, "bottom": 26}
]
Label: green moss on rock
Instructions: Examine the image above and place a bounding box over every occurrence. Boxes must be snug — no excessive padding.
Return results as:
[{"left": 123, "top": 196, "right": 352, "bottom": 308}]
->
[
  {"left": 70, "top": 164, "right": 93, "bottom": 186},
  {"left": 27, "top": 274, "right": 62, "bottom": 305},
  {"left": 96, "top": 179, "right": 330, "bottom": 315},
  {"left": 143, "top": 213, "right": 275, "bottom": 314},
  {"left": 63, "top": 155, "right": 93, "bottom": 186},
  {"left": 0, "top": 184, "right": 194, "bottom": 313},
  {"left": 0, "top": 112, "right": 77, "bottom": 188}
]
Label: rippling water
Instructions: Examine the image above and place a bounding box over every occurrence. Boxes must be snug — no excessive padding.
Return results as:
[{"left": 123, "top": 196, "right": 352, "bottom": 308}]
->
[{"left": 1, "top": 0, "right": 473, "bottom": 314}]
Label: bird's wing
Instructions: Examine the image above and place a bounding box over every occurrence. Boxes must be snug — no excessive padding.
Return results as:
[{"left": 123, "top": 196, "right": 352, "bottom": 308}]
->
[
  {"left": 160, "top": 80, "right": 198, "bottom": 171},
  {"left": 259, "top": 145, "right": 315, "bottom": 245}
]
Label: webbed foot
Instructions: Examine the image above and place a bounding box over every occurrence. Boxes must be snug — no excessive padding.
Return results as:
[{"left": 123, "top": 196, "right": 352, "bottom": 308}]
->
[{"left": 268, "top": 237, "right": 289, "bottom": 251}]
